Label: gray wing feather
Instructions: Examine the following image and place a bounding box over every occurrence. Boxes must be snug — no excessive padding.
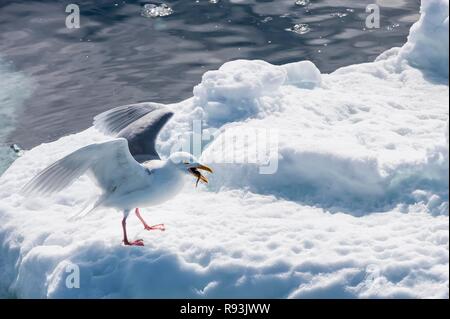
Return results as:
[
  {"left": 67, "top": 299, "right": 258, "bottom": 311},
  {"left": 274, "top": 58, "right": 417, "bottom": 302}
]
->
[
  {"left": 93, "top": 102, "right": 174, "bottom": 162},
  {"left": 21, "top": 139, "right": 144, "bottom": 197},
  {"left": 93, "top": 102, "right": 168, "bottom": 135}
]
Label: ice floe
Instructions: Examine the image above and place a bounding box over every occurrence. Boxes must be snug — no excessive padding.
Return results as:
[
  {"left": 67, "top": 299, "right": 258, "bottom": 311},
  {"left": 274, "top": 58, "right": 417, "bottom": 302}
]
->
[{"left": 0, "top": 0, "right": 448, "bottom": 299}]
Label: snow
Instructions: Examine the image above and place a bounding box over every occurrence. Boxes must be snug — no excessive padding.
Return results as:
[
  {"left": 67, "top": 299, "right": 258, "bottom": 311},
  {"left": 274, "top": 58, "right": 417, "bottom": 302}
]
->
[
  {"left": 398, "top": 0, "right": 449, "bottom": 78},
  {"left": 282, "top": 61, "right": 322, "bottom": 89},
  {"left": 192, "top": 60, "right": 287, "bottom": 125},
  {"left": 200, "top": 55, "right": 449, "bottom": 215},
  {"left": 0, "top": 0, "right": 448, "bottom": 298},
  {"left": 192, "top": 60, "right": 322, "bottom": 126}
]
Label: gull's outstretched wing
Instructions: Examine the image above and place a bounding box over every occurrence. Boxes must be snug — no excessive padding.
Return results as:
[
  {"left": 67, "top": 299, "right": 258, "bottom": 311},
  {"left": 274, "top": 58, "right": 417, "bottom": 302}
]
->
[
  {"left": 93, "top": 102, "right": 174, "bottom": 162},
  {"left": 21, "top": 138, "right": 147, "bottom": 197}
]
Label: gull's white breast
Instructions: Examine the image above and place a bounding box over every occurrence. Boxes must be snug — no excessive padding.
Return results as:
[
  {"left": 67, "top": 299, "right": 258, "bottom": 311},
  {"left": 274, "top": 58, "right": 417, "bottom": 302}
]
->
[{"left": 103, "top": 160, "right": 186, "bottom": 210}]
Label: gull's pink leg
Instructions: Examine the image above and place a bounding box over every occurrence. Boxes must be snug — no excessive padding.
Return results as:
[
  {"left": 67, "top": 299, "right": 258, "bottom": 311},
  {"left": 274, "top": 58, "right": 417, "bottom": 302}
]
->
[
  {"left": 122, "top": 214, "right": 144, "bottom": 246},
  {"left": 135, "top": 208, "right": 165, "bottom": 231}
]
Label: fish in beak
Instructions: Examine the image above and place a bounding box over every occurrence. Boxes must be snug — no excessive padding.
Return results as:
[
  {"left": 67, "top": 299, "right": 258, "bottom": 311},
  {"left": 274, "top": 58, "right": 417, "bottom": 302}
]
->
[{"left": 188, "top": 164, "right": 213, "bottom": 187}]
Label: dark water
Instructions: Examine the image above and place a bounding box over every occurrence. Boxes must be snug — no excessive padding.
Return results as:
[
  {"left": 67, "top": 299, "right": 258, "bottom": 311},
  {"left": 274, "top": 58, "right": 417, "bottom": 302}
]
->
[{"left": 0, "top": 0, "right": 420, "bottom": 150}]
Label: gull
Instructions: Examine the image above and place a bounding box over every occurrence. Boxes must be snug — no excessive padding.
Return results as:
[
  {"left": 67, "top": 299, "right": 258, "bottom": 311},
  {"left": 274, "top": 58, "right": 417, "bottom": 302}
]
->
[{"left": 22, "top": 103, "right": 213, "bottom": 246}]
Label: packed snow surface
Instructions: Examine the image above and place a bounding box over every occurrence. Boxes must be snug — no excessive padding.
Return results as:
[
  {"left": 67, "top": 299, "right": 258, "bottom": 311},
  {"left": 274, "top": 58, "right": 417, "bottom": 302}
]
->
[{"left": 0, "top": 0, "right": 448, "bottom": 298}]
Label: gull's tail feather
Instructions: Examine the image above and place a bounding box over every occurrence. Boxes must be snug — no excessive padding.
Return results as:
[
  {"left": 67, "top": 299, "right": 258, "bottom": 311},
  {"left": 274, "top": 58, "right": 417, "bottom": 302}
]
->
[{"left": 70, "top": 195, "right": 107, "bottom": 221}]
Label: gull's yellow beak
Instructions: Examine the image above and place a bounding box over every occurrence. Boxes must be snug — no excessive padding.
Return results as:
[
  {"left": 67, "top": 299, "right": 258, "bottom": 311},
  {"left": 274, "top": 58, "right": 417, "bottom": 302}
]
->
[
  {"left": 196, "top": 164, "right": 213, "bottom": 174},
  {"left": 189, "top": 164, "right": 213, "bottom": 187}
]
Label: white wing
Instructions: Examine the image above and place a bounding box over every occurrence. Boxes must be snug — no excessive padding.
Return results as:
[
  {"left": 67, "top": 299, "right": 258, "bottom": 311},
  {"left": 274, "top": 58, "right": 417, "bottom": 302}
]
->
[{"left": 21, "top": 138, "right": 147, "bottom": 197}]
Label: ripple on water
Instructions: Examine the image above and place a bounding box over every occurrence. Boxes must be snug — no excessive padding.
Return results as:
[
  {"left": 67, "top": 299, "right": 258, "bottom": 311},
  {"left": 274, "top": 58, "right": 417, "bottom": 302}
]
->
[{"left": 0, "top": 58, "right": 33, "bottom": 174}]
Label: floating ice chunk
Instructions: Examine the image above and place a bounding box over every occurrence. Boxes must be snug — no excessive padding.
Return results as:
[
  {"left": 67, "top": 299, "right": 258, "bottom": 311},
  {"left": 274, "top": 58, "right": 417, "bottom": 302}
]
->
[
  {"left": 295, "top": 0, "right": 310, "bottom": 6},
  {"left": 386, "top": 23, "right": 400, "bottom": 31},
  {"left": 193, "top": 60, "right": 286, "bottom": 124},
  {"left": 141, "top": 3, "right": 173, "bottom": 18},
  {"left": 281, "top": 60, "right": 322, "bottom": 89},
  {"left": 0, "top": 0, "right": 448, "bottom": 299},
  {"left": 330, "top": 12, "right": 348, "bottom": 18},
  {"left": 286, "top": 24, "right": 311, "bottom": 35},
  {"left": 399, "top": 0, "right": 449, "bottom": 78},
  {"left": 10, "top": 144, "right": 24, "bottom": 156}
]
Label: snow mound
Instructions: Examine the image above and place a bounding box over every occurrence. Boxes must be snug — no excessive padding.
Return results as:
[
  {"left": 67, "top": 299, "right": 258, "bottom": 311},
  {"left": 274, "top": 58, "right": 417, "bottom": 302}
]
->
[
  {"left": 0, "top": 0, "right": 448, "bottom": 298},
  {"left": 399, "top": 0, "right": 449, "bottom": 78},
  {"left": 201, "top": 59, "right": 449, "bottom": 214},
  {"left": 193, "top": 60, "right": 287, "bottom": 125},
  {"left": 282, "top": 61, "right": 322, "bottom": 89},
  {"left": 192, "top": 59, "right": 321, "bottom": 125}
]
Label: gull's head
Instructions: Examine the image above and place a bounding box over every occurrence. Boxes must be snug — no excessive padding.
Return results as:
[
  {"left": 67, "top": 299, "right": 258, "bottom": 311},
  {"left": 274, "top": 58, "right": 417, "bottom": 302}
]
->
[{"left": 168, "top": 152, "right": 213, "bottom": 187}]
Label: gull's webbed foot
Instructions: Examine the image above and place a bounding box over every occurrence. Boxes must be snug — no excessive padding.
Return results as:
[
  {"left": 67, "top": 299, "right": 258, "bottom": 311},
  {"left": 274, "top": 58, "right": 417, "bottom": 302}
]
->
[
  {"left": 135, "top": 208, "right": 166, "bottom": 232},
  {"left": 144, "top": 224, "right": 166, "bottom": 232},
  {"left": 123, "top": 239, "right": 144, "bottom": 246}
]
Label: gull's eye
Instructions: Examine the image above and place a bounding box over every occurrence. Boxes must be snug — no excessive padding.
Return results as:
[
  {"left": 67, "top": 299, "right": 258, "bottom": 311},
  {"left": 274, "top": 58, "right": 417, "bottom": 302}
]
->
[{"left": 183, "top": 161, "right": 189, "bottom": 165}]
